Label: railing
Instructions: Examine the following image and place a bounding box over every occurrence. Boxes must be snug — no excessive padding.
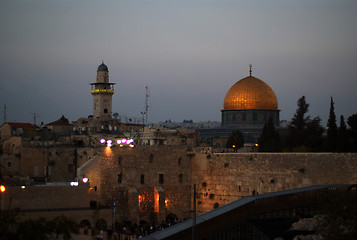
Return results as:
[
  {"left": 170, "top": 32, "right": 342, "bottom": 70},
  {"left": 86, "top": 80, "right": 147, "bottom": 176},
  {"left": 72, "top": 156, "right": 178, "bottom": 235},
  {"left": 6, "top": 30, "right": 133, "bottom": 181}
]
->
[
  {"left": 91, "top": 89, "right": 114, "bottom": 93},
  {"left": 142, "top": 184, "right": 356, "bottom": 240}
]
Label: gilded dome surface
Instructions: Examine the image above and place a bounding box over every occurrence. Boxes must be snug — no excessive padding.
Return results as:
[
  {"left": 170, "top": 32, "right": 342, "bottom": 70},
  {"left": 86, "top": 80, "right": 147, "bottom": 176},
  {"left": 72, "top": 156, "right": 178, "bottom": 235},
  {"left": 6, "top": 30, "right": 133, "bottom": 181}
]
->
[{"left": 223, "top": 76, "right": 278, "bottom": 111}]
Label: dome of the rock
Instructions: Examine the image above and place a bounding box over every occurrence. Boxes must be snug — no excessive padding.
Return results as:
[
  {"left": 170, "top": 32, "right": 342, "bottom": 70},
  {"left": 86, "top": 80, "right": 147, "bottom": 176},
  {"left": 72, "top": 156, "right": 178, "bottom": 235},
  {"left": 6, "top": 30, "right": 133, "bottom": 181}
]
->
[{"left": 223, "top": 75, "right": 278, "bottom": 111}]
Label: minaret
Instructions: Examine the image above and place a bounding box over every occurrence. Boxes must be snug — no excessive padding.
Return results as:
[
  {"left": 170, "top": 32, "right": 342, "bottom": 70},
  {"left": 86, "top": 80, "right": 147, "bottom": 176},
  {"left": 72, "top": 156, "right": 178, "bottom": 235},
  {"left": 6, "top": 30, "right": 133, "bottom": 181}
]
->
[{"left": 90, "top": 62, "right": 116, "bottom": 119}]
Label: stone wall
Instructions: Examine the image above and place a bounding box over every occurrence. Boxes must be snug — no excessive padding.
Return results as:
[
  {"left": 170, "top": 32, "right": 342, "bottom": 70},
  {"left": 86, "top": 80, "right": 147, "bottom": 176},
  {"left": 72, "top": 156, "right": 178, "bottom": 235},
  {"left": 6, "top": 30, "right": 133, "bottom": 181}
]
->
[
  {"left": 79, "top": 145, "right": 193, "bottom": 224},
  {"left": 1, "top": 183, "right": 112, "bottom": 229},
  {"left": 3, "top": 145, "right": 357, "bottom": 228},
  {"left": 79, "top": 147, "right": 357, "bottom": 224},
  {"left": 191, "top": 151, "right": 357, "bottom": 214},
  {"left": 20, "top": 147, "right": 78, "bottom": 182},
  {"left": 2, "top": 183, "right": 91, "bottom": 210}
]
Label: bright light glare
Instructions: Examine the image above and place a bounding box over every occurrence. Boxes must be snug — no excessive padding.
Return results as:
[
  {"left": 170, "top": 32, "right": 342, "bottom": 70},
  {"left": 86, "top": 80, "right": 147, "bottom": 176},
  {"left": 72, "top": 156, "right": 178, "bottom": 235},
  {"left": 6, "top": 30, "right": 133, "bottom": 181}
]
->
[
  {"left": 127, "top": 139, "right": 134, "bottom": 144},
  {"left": 0, "top": 185, "right": 6, "bottom": 192},
  {"left": 82, "top": 177, "right": 89, "bottom": 183},
  {"left": 122, "top": 139, "right": 127, "bottom": 143},
  {"left": 129, "top": 144, "right": 134, "bottom": 148},
  {"left": 100, "top": 139, "right": 106, "bottom": 144},
  {"left": 21, "top": 185, "right": 26, "bottom": 189},
  {"left": 117, "top": 140, "right": 122, "bottom": 144},
  {"left": 70, "top": 181, "right": 78, "bottom": 186}
]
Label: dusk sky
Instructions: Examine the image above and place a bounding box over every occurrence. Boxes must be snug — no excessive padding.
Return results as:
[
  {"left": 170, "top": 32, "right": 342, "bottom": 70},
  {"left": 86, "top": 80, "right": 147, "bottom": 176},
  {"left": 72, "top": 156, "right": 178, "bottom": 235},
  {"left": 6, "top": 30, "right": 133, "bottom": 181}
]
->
[{"left": 1, "top": 0, "right": 356, "bottom": 126}]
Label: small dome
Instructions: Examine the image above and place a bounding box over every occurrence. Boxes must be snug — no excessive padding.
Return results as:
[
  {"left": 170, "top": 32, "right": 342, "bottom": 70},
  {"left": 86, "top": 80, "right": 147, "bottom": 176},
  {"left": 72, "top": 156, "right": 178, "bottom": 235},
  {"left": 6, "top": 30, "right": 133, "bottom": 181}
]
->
[
  {"left": 97, "top": 62, "right": 109, "bottom": 72},
  {"left": 223, "top": 75, "right": 278, "bottom": 111}
]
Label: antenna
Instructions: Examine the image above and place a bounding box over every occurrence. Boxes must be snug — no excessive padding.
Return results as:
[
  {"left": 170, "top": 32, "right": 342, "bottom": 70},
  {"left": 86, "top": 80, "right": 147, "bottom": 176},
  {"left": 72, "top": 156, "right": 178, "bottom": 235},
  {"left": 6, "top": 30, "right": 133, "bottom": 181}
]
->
[
  {"left": 145, "top": 85, "right": 150, "bottom": 125},
  {"left": 141, "top": 85, "right": 150, "bottom": 127},
  {"left": 32, "top": 113, "right": 38, "bottom": 125}
]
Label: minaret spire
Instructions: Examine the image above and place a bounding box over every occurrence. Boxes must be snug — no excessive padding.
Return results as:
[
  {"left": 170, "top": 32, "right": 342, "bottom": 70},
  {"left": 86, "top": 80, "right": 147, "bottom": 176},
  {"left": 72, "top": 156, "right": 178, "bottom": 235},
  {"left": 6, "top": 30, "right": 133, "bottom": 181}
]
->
[{"left": 249, "top": 64, "right": 252, "bottom": 77}]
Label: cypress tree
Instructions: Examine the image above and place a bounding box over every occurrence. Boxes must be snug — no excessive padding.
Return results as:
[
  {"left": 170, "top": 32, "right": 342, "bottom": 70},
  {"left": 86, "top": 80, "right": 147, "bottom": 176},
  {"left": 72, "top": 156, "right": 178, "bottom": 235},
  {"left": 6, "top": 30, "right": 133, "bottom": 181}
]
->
[{"left": 326, "top": 97, "right": 338, "bottom": 151}]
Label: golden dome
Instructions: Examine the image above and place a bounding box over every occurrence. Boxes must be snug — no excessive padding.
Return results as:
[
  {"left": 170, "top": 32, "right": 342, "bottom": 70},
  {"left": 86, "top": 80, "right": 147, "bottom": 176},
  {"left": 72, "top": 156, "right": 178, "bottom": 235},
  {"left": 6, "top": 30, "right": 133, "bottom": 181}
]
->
[{"left": 223, "top": 75, "right": 278, "bottom": 111}]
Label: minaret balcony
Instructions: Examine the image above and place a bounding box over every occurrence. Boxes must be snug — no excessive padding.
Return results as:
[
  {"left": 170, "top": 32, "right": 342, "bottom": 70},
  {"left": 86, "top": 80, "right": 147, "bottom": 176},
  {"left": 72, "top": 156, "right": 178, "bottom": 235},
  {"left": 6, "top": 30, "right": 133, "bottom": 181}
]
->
[{"left": 91, "top": 89, "right": 114, "bottom": 94}]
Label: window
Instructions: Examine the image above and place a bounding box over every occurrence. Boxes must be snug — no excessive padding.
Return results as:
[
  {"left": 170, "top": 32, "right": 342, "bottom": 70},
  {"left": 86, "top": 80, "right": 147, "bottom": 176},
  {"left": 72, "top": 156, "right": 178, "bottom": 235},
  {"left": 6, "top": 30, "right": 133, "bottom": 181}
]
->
[
  {"left": 178, "top": 158, "right": 182, "bottom": 166},
  {"left": 179, "top": 174, "right": 183, "bottom": 183},
  {"left": 118, "top": 156, "right": 122, "bottom": 165},
  {"left": 104, "top": 109, "right": 108, "bottom": 113},
  {"left": 140, "top": 174, "right": 145, "bottom": 184},
  {"left": 159, "top": 174, "right": 164, "bottom": 184},
  {"left": 7, "top": 161, "right": 11, "bottom": 167},
  {"left": 118, "top": 174, "right": 122, "bottom": 184},
  {"left": 149, "top": 154, "right": 154, "bottom": 163}
]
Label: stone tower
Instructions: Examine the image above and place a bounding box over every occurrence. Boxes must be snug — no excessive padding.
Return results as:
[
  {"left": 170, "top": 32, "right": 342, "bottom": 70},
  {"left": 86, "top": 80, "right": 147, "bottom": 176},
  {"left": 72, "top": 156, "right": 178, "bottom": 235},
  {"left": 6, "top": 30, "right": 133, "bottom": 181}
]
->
[{"left": 90, "top": 62, "right": 116, "bottom": 119}]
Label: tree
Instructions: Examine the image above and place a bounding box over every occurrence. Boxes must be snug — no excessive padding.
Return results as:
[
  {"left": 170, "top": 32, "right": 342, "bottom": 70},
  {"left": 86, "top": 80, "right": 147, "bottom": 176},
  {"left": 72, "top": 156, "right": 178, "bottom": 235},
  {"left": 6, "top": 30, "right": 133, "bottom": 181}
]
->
[
  {"left": 347, "top": 114, "right": 357, "bottom": 131},
  {"left": 337, "top": 115, "right": 349, "bottom": 152},
  {"left": 285, "top": 96, "right": 324, "bottom": 151},
  {"left": 226, "top": 130, "right": 244, "bottom": 150},
  {"left": 258, "top": 116, "right": 281, "bottom": 152},
  {"left": 347, "top": 114, "right": 357, "bottom": 152},
  {"left": 291, "top": 96, "right": 310, "bottom": 130},
  {"left": 17, "top": 218, "right": 51, "bottom": 240},
  {"left": 0, "top": 210, "right": 18, "bottom": 240},
  {"left": 113, "top": 112, "right": 119, "bottom": 119},
  {"left": 48, "top": 215, "right": 78, "bottom": 240},
  {"left": 326, "top": 97, "right": 338, "bottom": 151},
  {"left": 305, "top": 116, "right": 324, "bottom": 151},
  {"left": 286, "top": 96, "right": 310, "bottom": 149}
]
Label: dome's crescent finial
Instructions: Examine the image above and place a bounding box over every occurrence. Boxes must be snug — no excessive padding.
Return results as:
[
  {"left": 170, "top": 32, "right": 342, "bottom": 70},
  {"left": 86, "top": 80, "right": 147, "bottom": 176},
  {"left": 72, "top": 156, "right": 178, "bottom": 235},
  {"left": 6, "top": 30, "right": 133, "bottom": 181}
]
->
[{"left": 249, "top": 64, "right": 252, "bottom": 76}]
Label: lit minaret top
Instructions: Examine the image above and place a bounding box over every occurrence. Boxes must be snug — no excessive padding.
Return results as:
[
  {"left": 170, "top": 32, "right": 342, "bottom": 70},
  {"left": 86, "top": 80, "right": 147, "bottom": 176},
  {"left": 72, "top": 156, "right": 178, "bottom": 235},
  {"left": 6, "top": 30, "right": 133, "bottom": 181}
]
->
[{"left": 90, "top": 62, "right": 116, "bottom": 119}]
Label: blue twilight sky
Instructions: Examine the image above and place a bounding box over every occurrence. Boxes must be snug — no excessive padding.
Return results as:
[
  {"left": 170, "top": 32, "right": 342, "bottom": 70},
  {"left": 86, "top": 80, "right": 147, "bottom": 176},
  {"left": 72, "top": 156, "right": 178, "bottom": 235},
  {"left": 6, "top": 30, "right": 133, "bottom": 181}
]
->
[{"left": 0, "top": 0, "right": 356, "bottom": 126}]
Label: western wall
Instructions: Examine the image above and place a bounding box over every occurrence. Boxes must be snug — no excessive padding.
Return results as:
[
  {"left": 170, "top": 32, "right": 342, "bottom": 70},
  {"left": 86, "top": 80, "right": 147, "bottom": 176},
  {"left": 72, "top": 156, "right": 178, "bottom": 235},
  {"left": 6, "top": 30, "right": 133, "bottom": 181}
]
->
[
  {"left": 79, "top": 146, "right": 357, "bottom": 224},
  {"left": 192, "top": 148, "right": 357, "bottom": 215}
]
